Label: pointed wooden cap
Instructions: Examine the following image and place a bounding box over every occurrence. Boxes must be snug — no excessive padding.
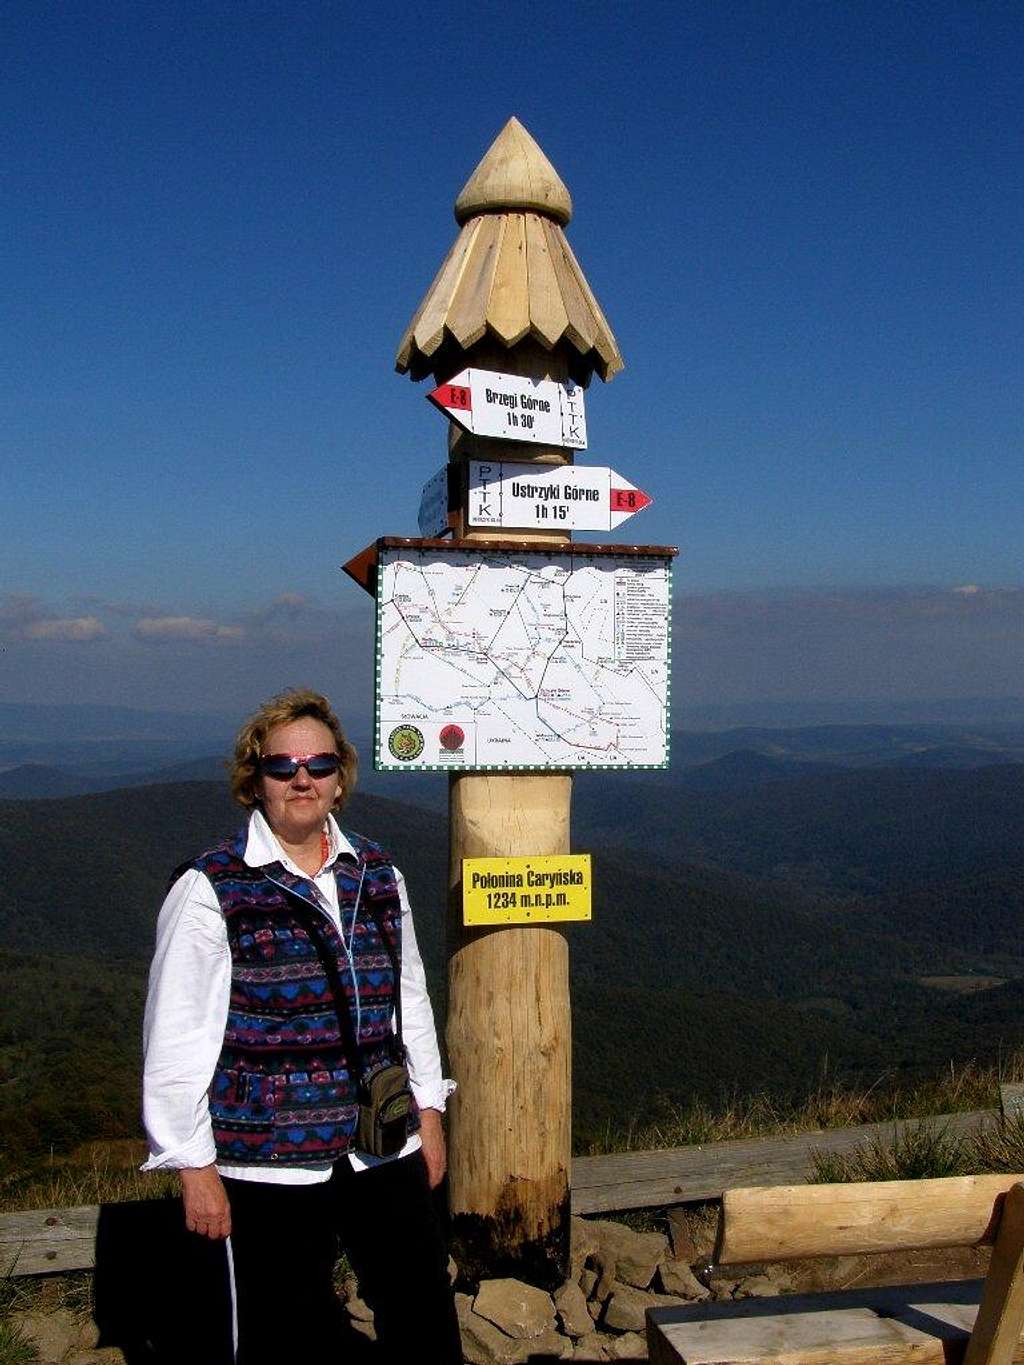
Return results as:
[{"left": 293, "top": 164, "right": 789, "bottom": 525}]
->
[
  {"left": 454, "top": 116, "right": 572, "bottom": 226},
  {"left": 396, "top": 118, "right": 622, "bottom": 384}
]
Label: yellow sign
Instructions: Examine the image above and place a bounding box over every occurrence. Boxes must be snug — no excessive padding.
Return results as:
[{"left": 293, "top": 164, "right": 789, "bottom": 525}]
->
[{"left": 462, "top": 854, "right": 592, "bottom": 925}]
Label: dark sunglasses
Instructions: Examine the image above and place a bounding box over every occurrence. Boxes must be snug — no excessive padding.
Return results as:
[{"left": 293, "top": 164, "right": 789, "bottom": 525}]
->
[{"left": 259, "top": 752, "right": 341, "bottom": 781}]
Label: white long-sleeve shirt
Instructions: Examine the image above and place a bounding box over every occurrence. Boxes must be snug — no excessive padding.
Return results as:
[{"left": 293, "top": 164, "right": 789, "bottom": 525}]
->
[{"left": 142, "top": 809, "right": 453, "bottom": 1184}]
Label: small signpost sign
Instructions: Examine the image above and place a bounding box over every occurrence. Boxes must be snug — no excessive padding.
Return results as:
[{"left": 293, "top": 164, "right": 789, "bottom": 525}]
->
[
  {"left": 463, "top": 854, "right": 592, "bottom": 925},
  {"left": 429, "top": 367, "right": 588, "bottom": 449},
  {"left": 468, "top": 458, "right": 652, "bottom": 532}
]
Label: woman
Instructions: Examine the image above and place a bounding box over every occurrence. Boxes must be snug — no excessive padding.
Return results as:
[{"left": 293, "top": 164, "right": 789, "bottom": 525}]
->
[{"left": 142, "top": 688, "right": 461, "bottom": 1364}]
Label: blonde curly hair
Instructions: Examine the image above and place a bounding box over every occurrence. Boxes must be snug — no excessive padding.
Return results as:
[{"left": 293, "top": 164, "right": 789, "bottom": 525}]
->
[{"left": 229, "top": 688, "right": 358, "bottom": 812}]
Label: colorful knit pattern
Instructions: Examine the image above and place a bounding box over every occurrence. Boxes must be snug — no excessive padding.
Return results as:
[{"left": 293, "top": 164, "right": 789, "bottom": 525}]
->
[{"left": 186, "top": 827, "right": 418, "bottom": 1165}]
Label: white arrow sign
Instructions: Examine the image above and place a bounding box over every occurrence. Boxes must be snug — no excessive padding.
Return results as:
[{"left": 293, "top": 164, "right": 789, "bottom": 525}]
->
[
  {"left": 428, "top": 368, "right": 587, "bottom": 449},
  {"left": 467, "top": 460, "right": 652, "bottom": 532}
]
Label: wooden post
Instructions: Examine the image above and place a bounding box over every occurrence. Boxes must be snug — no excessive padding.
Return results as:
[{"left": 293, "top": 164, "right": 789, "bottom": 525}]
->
[{"left": 395, "top": 118, "right": 623, "bottom": 1286}]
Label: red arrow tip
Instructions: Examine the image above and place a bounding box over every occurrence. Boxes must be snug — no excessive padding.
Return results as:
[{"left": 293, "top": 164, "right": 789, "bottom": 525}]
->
[
  {"left": 428, "top": 382, "right": 472, "bottom": 413},
  {"left": 610, "top": 488, "right": 653, "bottom": 513}
]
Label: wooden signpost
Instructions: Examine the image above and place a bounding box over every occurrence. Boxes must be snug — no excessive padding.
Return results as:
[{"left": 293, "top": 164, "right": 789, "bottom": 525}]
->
[{"left": 381, "top": 115, "right": 663, "bottom": 1287}]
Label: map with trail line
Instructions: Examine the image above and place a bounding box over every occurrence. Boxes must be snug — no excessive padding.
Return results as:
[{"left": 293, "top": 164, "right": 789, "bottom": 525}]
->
[{"left": 374, "top": 545, "right": 672, "bottom": 770}]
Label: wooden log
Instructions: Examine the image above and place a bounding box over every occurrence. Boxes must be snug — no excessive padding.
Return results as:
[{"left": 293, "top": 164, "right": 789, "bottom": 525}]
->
[
  {"left": 647, "top": 1278, "right": 1008, "bottom": 1365},
  {"left": 571, "top": 1109, "right": 994, "bottom": 1216},
  {"left": 718, "top": 1175, "right": 1024, "bottom": 1266},
  {"left": 964, "top": 1183, "right": 1024, "bottom": 1365}
]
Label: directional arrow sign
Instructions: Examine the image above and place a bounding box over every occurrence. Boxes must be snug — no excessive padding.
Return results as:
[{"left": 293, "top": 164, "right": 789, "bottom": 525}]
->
[
  {"left": 467, "top": 460, "right": 652, "bottom": 532},
  {"left": 428, "top": 368, "right": 587, "bottom": 449}
]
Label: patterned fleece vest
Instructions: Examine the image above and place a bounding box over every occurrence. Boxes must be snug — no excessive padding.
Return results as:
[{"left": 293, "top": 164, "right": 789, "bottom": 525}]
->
[{"left": 185, "top": 827, "right": 418, "bottom": 1166}]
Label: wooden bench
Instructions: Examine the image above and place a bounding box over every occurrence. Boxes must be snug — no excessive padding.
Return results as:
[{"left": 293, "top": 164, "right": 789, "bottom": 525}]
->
[{"left": 648, "top": 1174, "right": 1024, "bottom": 1365}]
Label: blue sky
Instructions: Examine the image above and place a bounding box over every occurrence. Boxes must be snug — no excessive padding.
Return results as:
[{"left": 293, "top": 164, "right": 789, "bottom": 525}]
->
[{"left": 2, "top": 0, "right": 1022, "bottom": 716}]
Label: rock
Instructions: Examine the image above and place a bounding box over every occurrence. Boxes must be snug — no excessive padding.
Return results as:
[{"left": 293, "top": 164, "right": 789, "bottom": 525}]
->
[
  {"left": 657, "top": 1260, "right": 710, "bottom": 1300},
  {"left": 602, "top": 1284, "right": 659, "bottom": 1334},
  {"left": 18, "top": 1308, "right": 83, "bottom": 1363},
  {"left": 350, "top": 1317, "right": 377, "bottom": 1342},
  {"left": 65, "top": 1351, "right": 127, "bottom": 1364},
  {"left": 458, "top": 1302, "right": 566, "bottom": 1365},
  {"left": 666, "top": 1209, "right": 698, "bottom": 1262},
  {"left": 607, "top": 1331, "right": 648, "bottom": 1359},
  {"left": 448, "top": 1254, "right": 459, "bottom": 1284},
  {"left": 573, "top": 1335, "right": 611, "bottom": 1360},
  {"left": 588, "top": 1219, "right": 669, "bottom": 1290},
  {"left": 588, "top": 1297, "right": 603, "bottom": 1321},
  {"left": 474, "top": 1278, "right": 556, "bottom": 1339},
  {"left": 555, "top": 1280, "right": 594, "bottom": 1338},
  {"left": 579, "top": 1267, "right": 599, "bottom": 1299},
  {"left": 732, "top": 1272, "right": 794, "bottom": 1300},
  {"left": 572, "top": 1216, "right": 601, "bottom": 1280}
]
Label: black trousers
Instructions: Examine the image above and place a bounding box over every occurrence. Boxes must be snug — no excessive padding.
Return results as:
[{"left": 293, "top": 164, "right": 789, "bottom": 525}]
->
[{"left": 223, "top": 1152, "right": 462, "bottom": 1365}]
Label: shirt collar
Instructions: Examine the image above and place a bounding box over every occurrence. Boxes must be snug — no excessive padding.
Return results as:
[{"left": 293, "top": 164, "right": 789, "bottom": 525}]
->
[{"left": 243, "top": 808, "right": 358, "bottom": 873}]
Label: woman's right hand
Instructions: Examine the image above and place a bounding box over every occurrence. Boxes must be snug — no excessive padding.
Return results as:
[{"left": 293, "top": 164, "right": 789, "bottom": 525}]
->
[{"left": 180, "top": 1164, "right": 232, "bottom": 1239}]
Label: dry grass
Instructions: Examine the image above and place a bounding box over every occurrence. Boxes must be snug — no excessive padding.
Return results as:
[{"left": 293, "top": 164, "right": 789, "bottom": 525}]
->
[
  {"left": 580, "top": 1051, "right": 1024, "bottom": 1156},
  {"left": 0, "top": 1141, "right": 177, "bottom": 1215}
]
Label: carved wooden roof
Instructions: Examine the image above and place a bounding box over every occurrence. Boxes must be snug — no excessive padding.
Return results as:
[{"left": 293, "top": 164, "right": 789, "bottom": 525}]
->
[{"left": 396, "top": 118, "right": 623, "bottom": 384}]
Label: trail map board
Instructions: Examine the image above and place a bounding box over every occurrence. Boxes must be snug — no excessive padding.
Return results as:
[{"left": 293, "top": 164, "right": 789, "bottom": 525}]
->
[{"left": 374, "top": 542, "right": 674, "bottom": 771}]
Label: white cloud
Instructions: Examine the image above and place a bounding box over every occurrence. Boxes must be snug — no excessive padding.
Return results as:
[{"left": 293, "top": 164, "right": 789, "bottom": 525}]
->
[
  {"left": 23, "top": 615, "right": 108, "bottom": 642},
  {"left": 132, "top": 615, "right": 245, "bottom": 642}
]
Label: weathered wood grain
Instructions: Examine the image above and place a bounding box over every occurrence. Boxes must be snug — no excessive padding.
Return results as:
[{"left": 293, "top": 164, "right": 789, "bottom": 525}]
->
[
  {"left": 964, "top": 1184, "right": 1024, "bottom": 1365},
  {"left": 571, "top": 1109, "right": 995, "bottom": 1215},
  {"left": 648, "top": 1279, "right": 1008, "bottom": 1365},
  {"left": 0, "top": 1205, "right": 99, "bottom": 1276}
]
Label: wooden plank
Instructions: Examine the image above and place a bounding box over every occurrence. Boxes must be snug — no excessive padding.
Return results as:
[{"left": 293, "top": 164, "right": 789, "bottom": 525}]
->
[
  {"left": 719, "top": 1175, "right": 1020, "bottom": 1264},
  {"left": 487, "top": 212, "right": 531, "bottom": 346},
  {"left": 543, "top": 217, "right": 595, "bottom": 354},
  {"left": 964, "top": 1184, "right": 1024, "bottom": 1365},
  {"left": 523, "top": 212, "right": 569, "bottom": 349},
  {"left": 571, "top": 1110, "right": 994, "bottom": 1216},
  {"left": 0, "top": 1205, "right": 99, "bottom": 1276},
  {"left": 648, "top": 1279, "right": 1004, "bottom": 1365},
  {"left": 559, "top": 232, "right": 624, "bottom": 378},
  {"left": 446, "top": 214, "right": 504, "bottom": 350},
  {"left": 403, "top": 217, "right": 482, "bottom": 362}
]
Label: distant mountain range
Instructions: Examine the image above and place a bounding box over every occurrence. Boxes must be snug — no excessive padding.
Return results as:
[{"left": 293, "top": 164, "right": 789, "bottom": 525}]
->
[
  {"left": 2, "top": 753, "right": 1022, "bottom": 1146},
  {"left": 3, "top": 718, "right": 1024, "bottom": 800}
]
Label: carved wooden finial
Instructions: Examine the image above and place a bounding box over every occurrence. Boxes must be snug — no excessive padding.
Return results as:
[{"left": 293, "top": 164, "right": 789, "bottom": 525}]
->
[
  {"left": 396, "top": 118, "right": 623, "bottom": 385},
  {"left": 454, "top": 116, "right": 572, "bottom": 226}
]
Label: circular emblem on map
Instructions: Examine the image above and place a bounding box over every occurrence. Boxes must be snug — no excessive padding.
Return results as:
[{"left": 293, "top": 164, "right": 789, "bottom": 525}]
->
[
  {"left": 387, "top": 725, "right": 424, "bottom": 762},
  {"left": 439, "top": 724, "right": 465, "bottom": 752}
]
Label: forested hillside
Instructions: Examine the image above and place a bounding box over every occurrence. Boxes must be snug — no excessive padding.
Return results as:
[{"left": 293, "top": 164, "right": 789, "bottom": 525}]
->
[{"left": 2, "top": 761, "right": 1023, "bottom": 1151}]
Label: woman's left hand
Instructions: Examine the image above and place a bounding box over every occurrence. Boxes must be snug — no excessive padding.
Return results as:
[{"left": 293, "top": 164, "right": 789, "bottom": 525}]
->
[{"left": 419, "top": 1108, "right": 447, "bottom": 1189}]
